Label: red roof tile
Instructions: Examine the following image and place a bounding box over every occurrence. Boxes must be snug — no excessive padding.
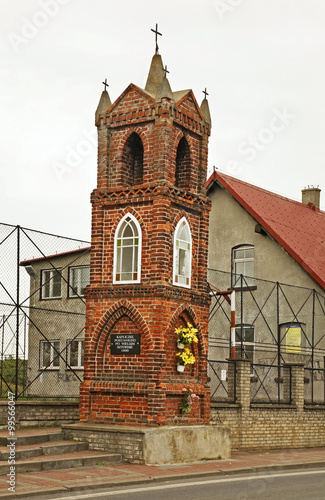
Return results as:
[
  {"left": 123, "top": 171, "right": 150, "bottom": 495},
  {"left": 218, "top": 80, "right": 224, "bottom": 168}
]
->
[
  {"left": 20, "top": 246, "right": 90, "bottom": 266},
  {"left": 207, "top": 171, "right": 325, "bottom": 290}
]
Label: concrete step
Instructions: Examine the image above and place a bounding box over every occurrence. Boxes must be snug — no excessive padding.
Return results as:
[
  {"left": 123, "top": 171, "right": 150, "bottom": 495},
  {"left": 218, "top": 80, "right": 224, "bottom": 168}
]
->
[
  {"left": 0, "top": 439, "right": 89, "bottom": 461},
  {"left": 0, "top": 428, "right": 63, "bottom": 447},
  {"left": 0, "top": 449, "right": 122, "bottom": 475},
  {"left": 0, "top": 427, "right": 122, "bottom": 474}
]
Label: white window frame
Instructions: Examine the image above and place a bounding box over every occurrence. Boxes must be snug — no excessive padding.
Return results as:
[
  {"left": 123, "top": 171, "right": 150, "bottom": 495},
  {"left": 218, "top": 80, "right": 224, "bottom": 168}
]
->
[
  {"left": 66, "top": 339, "right": 84, "bottom": 369},
  {"left": 40, "top": 340, "right": 60, "bottom": 370},
  {"left": 173, "top": 217, "right": 192, "bottom": 289},
  {"left": 113, "top": 213, "right": 142, "bottom": 284},
  {"left": 232, "top": 245, "right": 254, "bottom": 288},
  {"left": 41, "top": 268, "right": 62, "bottom": 299},
  {"left": 68, "top": 266, "right": 90, "bottom": 297}
]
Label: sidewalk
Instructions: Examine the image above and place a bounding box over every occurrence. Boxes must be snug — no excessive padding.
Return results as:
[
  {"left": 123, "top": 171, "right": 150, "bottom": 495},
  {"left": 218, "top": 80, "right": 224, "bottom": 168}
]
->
[{"left": 1, "top": 446, "right": 325, "bottom": 499}]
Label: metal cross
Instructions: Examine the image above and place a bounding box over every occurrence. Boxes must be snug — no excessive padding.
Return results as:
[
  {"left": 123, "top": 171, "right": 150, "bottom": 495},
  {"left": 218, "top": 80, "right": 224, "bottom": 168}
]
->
[
  {"left": 151, "top": 23, "right": 162, "bottom": 54},
  {"left": 203, "top": 87, "right": 209, "bottom": 99},
  {"left": 102, "top": 78, "right": 109, "bottom": 91},
  {"left": 163, "top": 65, "right": 169, "bottom": 77}
]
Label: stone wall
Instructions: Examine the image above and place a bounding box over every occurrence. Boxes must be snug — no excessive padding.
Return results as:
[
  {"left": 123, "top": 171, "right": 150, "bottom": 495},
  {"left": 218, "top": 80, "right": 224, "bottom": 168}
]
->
[
  {"left": 211, "top": 359, "right": 325, "bottom": 450},
  {"left": 0, "top": 401, "right": 79, "bottom": 428}
]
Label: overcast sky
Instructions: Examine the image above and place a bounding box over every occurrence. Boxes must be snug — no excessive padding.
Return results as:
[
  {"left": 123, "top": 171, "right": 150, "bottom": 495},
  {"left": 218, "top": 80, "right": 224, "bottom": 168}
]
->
[{"left": 1, "top": 0, "right": 325, "bottom": 241}]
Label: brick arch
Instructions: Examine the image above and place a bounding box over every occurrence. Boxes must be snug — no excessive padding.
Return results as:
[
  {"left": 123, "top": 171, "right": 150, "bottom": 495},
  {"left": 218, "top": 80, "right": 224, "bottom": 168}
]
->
[
  {"left": 172, "top": 129, "right": 195, "bottom": 156},
  {"left": 172, "top": 131, "right": 198, "bottom": 163},
  {"left": 172, "top": 130, "right": 197, "bottom": 191},
  {"left": 171, "top": 211, "right": 193, "bottom": 235},
  {"left": 94, "top": 299, "right": 152, "bottom": 375},
  {"left": 166, "top": 303, "right": 206, "bottom": 354},
  {"left": 110, "top": 207, "right": 146, "bottom": 240},
  {"left": 118, "top": 127, "right": 150, "bottom": 162},
  {"left": 163, "top": 304, "right": 206, "bottom": 380},
  {"left": 115, "top": 127, "right": 150, "bottom": 188}
]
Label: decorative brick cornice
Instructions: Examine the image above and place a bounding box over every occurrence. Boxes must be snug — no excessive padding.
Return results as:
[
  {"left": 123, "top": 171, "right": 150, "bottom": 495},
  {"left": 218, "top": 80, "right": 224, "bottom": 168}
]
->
[
  {"left": 174, "top": 111, "right": 209, "bottom": 137},
  {"left": 101, "top": 100, "right": 208, "bottom": 137},
  {"left": 89, "top": 381, "right": 156, "bottom": 395},
  {"left": 91, "top": 184, "right": 210, "bottom": 211},
  {"left": 86, "top": 283, "right": 210, "bottom": 306}
]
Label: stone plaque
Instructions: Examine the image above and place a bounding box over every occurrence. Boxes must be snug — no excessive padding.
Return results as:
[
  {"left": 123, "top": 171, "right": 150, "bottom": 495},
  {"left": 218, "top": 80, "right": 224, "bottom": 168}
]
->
[{"left": 110, "top": 333, "right": 141, "bottom": 355}]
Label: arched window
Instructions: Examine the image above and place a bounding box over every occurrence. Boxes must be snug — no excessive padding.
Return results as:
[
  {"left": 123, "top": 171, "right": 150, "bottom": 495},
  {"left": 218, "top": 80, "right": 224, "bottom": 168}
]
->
[
  {"left": 113, "top": 214, "right": 142, "bottom": 284},
  {"left": 175, "top": 137, "right": 191, "bottom": 190},
  {"left": 122, "top": 132, "right": 144, "bottom": 186},
  {"left": 173, "top": 217, "right": 192, "bottom": 288},
  {"left": 231, "top": 245, "right": 254, "bottom": 287}
]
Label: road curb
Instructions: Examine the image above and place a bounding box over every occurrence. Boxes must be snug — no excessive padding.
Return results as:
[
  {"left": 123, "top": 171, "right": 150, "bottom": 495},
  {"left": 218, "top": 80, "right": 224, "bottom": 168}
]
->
[{"left": 2, "top": 460, "right": 325, "bottom": 499}]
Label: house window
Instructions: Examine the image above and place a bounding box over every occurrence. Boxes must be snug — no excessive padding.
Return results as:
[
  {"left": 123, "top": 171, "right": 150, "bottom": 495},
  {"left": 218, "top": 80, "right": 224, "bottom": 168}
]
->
[
  {"left": 68, "top": 266, "right": 90, "bottom": 297},
  {"left": 232, "top": 245, "right": 254, "bottom": 287},
  {"left": 235, "top": 325, "right": 254, "bottom": 367},
  {"left": 67, "top": 339, "right": 84, "bottom": 369},
  {"left": 41, "top": 269, "right": 62, "bottom": 299},
  {"left": 173, "top": 217, "right": 192, "bottom": 288},
  {"left": 114, "top": 214, "right": 142, "bottom": 284},
  {"left": 40, "top": 340, "right": 60, "bottom": 369}
]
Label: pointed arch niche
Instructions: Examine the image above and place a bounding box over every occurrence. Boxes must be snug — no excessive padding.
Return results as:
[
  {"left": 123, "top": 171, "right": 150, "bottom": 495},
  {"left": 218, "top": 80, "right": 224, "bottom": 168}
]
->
[
  {"left": 113, "top": 213, "right": 142, "bottom": 284},
  {"left": 122, "top": 132, "right": 144, "bottom": 186},
  {"left": 173, "top": 217, "right": 192, "bottom": 288},
  {"left": 165, "top": 306, "right": 206, "bottom": 381},
  {"left": 92, "top": 301, "right": 151, "bottom": 380},
  {"left": 175, "top": 137, "right": 192, "bottom": 190}
]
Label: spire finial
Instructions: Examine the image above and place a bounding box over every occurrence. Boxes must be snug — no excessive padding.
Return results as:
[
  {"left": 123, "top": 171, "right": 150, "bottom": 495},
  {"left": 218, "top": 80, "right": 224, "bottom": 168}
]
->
[
  {"left": 163, "top": 65, "right": 169, "bottom": 77},
  {"left": 102, "top": 78, "right": 109, "bottom": 91},
  {"left": 151, "top": 23, "right": 162, "bottom": 54},
  {"left": 203, "top": 87, "right": 209, "bottom": 99}
]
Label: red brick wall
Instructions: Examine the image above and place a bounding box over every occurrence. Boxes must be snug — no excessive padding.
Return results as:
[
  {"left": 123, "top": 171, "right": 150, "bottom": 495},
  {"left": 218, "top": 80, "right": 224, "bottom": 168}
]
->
[{"left": 81, "top": 78, "right": 211, "bottom": 427}]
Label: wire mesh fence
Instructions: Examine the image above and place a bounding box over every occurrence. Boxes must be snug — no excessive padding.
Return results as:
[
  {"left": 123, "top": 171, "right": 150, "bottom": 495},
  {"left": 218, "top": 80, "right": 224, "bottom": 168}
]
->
[
  {"left": 2, "top": 224, "right": 325, "bottom": 404},
  {"left": 0, "top": 223, "right": 90, "bottom": 399},
  {"left": 250, "top": 364, "right": 292, "bottom": 404},
  {"left": 304, "top": 365, "right": 325, "bottom": 405},
  {"left": 208, "top": 268, "right": 325, "bottom": 404},
  {"left": 208, "top": 360, "right": 236, "bottom": 403}
]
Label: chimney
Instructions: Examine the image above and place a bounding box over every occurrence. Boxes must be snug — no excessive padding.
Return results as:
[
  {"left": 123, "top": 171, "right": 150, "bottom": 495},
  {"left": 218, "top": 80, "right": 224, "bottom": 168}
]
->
[{"left": 301, "top": 186, "right": 321, "bottom": 209}]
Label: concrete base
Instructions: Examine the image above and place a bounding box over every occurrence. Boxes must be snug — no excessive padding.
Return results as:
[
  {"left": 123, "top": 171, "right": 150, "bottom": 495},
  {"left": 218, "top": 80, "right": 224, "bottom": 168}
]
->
[{"left": 63, "top": 423, "right": 231, "bottom": 464}]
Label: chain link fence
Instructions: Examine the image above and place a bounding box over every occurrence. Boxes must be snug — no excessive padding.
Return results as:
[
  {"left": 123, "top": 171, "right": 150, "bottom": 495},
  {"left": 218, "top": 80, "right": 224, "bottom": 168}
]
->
[
  {"left": 2, "top": 226, "right": 325, "bottom": 404},
  {"left": 208, "top": 360, "right": 236, "bottom": 403},
  {"left": 304, "top": 365, "right": 325, "bottom": 405},
  {"left": 250, "top": 364, "right": 292, "bottom": 404},
  {"left": 208, "top": 269, "right": 325, "bottom": 404},
  {"left": 0, "top": 223, "right": 90, "bottom": 399}
]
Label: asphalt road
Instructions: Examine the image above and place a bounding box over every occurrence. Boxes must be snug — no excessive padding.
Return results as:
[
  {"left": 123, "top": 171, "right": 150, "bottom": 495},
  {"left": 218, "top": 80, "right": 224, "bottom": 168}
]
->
[{"left": 42, "top": 468, "right": 325, "bottom": 500}]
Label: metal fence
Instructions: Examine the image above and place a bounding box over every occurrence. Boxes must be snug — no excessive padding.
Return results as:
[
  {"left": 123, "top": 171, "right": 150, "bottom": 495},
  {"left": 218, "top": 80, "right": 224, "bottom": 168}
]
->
[
  {"left": 3, "top": 224, "right": 325, "bottom": 404},
  {"left": 208, "top": 360, "right": 236, "bottom": 403},
  {"left": 0, "top": 223, "right": 90, "bottom": 399},
  {"left": 304, "top": 365, "right": 325, "bottom": 405},
  {"left": 208, "top": 269, "right": 325, "bottom": 404},
  {"left": 250, "top": 363, "right": 292, "bottom": 405}
]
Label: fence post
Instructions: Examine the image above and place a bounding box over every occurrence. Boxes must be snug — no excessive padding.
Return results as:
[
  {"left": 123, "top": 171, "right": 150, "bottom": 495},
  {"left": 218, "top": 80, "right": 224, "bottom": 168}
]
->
[
  {"left": 232, "top": 358, "right": 251, "bottom": 408},
  {"left": 226, "top": 361, "right": 236, "bottom": 402},
  {"left": 284, "top": 362, "right": 305, "bottom": 410},
  {"left": 15, "top": 225, "right": 20, "bottom": 400}
]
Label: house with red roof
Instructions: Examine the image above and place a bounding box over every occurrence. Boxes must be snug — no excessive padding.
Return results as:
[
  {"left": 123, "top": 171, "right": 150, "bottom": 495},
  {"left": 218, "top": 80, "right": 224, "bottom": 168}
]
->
[
  {"left": 207, "top": 170, "right": 325, "bottom": 290},
  {"left": 206, "top": 170, "right": 325, "bottom": 369}
]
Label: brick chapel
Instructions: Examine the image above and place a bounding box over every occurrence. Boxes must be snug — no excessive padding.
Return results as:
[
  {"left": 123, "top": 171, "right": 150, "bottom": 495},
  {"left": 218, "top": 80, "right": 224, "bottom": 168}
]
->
[{"left": 79, "top": 44, "right": 212, "bottom": 427}]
